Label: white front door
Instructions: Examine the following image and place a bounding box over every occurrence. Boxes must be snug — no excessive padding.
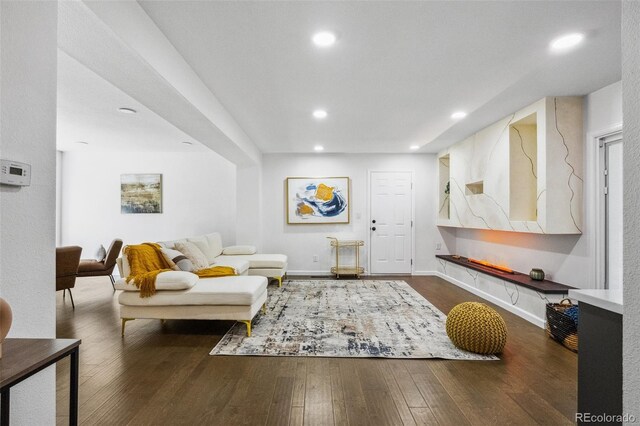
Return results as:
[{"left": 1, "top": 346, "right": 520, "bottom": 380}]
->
[{"left": 369, "top": 171, "right": 413, "bottom": 274}]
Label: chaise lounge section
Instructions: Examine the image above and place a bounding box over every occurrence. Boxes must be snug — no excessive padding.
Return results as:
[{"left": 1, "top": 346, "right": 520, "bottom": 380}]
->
[
  {"left": 115, "top": 233, "right": 286, "bottom": 336},
  {"left": 116, "top": 271, "right": 267, "bottom": 337}
]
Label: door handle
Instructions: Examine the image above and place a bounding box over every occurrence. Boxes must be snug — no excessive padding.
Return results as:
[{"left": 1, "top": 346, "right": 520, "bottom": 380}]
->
[{"left": 371, "top": 227, "right": 376, "bottom": 231}]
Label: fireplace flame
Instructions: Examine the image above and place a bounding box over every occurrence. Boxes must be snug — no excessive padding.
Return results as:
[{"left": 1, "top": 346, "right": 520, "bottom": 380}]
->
[{"left": 468, "top": 258, "right": 514, "bottom": 274}]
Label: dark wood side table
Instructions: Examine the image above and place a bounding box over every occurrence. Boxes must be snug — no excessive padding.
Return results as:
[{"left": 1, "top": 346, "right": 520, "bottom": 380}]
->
[{"left": 0, "top": 338, "right": 81, "bottom": 426}]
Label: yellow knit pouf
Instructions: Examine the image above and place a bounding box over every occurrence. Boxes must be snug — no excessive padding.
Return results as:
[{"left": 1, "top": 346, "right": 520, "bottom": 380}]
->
[{"left": 446, "top": 302, "right": 507, "bottom": 354}]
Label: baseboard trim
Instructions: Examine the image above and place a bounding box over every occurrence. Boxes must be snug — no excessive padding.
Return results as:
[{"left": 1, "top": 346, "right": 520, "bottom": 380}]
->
[
  {"left": 287, "top": 270, "right": 333, "bottom": 276},
  {"left": 412, "top": 270, "right": 438, "bottom": 276},
  {"left": 434, "top": 271, "right": 545, "bottom": 329}
]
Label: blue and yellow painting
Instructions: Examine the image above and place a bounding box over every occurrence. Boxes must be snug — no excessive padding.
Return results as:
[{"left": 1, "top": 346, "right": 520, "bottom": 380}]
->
[{"left": 287, "top": 177, "right": 349, "bottom": 224}]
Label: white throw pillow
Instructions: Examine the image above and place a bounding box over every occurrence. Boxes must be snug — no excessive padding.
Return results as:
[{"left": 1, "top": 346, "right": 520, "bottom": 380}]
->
[
  {"left": 95, "top": 244, "right": 107, "bottom": 261},
  {"left": 204, "top": 232, "right": 223, "bottom": 258},
  {"left": 115, "top": 271, "right": 198, "bottom": 291},
  {"left": 222, "top": 245, "right": 257, "bottom": 255},
  {"left": 187, "top": 236, "right": 217, "bottom": 264},
  {"left": 175, "top": 242, "right": 209, "bottom": 270}
]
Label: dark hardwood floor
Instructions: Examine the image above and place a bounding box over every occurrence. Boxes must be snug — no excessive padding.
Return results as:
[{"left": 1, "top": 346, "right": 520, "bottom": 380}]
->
[{"left": 56, "top": 275, "right": 577, "bottom": 425}]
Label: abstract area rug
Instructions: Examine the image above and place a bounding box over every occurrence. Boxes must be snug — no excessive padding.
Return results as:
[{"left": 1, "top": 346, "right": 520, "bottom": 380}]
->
[{"left": 210, "top": 280, "right": 496, "bottom": 360}]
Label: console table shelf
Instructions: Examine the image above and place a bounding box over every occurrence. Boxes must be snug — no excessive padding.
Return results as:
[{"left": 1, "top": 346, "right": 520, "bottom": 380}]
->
[
  {"left": 1, "top": 338, "right": 81, "bottom": 425},
  {"left": 436, "top": 255, "right": 574, "bottom": 294}
]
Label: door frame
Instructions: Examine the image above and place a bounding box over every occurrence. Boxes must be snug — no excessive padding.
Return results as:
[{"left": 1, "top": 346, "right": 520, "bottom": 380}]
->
[
  {"left": 367, "top": 170, "right": 415, "bottom": 275},
  {"left": 589, "top": 125, "right": 623, "bottom": 289}
]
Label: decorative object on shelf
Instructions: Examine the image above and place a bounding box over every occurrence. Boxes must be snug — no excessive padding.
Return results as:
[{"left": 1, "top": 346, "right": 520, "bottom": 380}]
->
[
  {"left": 286, "top": 177, "right": 350, "bottom": 224},
  {"left": 545, "top": 298, "right": 578, "bottom": 352},
  {"left": 121, "top": 174, "right": 162, "bottom": 214},
  {"left": 444, "top": 181, "right": 450, "bottom": 195},
  {"left": 529, "top": 268, "right": 546, "bottom": 281},
  {"left": 0, "top": 297, "right": 13, "bottom": 358},
  {"left": 327, "top": 237, "right": 364, "bottom": 278},
  {"left": 446, "top": 302, "right": 507, "bottom": 355}
]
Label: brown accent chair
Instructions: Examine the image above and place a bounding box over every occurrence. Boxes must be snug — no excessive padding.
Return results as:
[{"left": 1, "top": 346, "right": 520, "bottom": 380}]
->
[
  {"left": 56, "top": 246, "right": 82, "bottom": 309},
  {"left": 77, "top": 239, "right": 123, "bottom": 290}
]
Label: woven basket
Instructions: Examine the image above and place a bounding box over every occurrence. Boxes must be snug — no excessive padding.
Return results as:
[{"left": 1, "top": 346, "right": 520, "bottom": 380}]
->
[{"left": 545, "top": 298, "right": 578, "bottom": 352}]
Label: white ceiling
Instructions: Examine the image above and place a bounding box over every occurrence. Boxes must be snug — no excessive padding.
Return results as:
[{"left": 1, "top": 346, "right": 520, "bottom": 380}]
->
[
  {"left": 58, "top": 1, "right": 621, "bottom": 156},
  {"left": 132, "top": 0, "right": 621, "bottom": 154},
  {"left": 57, "top": 51, "right": 208, "bottom": 152}
]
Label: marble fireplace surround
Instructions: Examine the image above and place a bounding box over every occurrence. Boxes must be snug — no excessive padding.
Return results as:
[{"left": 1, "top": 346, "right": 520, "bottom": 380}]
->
[{"left": 438, "top": 96, "right": 584, "bottom": 234}]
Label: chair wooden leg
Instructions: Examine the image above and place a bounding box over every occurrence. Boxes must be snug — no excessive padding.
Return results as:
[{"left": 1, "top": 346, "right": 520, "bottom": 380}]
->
[
  {"left": 109, "top": 275, "right": 116, "bottom": 291},
  {"left": 68, "top": 289, "right": 75, "bottom": 309}
]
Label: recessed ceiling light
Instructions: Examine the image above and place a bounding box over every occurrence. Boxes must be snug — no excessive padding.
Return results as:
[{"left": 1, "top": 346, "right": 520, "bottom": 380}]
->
[
  {"left": 410, "top": 145, "right": 420, "bottom": 150},
  {"left": 181, "top": 141, "right": 193, "bottom": 145},
  {"left": 75, "top": 141, "right": 89, "bottom": 145},
  {"left": 451, "top": 111, "right": 467, "bottom": 119},
  {"left": 313, "top": 109, "right": 328, "bottom": 119},
  {"left": 314, "top": 145, "right": 324, "bottom": 152},
  {"left": 312, "top": 31, "right": 336, "bottom": 47},
  {"left": 118, "top": 107, "right": 137, "bottom": 114},
  {"left": 550, "top": 33, "right": 584, "bottom": 51}
]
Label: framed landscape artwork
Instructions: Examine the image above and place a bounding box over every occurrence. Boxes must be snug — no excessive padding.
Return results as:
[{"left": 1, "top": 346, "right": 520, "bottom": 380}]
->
[
  {"left": 286, "top": 177, "right": 350, "bottom": 224},
  {"left": 121, "top": 174, "right": 163, "bottom": 214}
]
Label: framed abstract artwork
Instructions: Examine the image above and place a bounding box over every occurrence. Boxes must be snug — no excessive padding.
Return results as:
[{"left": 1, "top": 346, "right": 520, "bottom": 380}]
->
[
  {"left": 286, "top": 177, "right": 350, "bottom": 224},
  {"left": 121, "top": 174, "right": 163, "bottom": 214}
]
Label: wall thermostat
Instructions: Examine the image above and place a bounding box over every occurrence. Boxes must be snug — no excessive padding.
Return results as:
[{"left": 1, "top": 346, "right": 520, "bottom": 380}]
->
[{"left": 1, "top": 159, "right": 31, "bottom": 186}]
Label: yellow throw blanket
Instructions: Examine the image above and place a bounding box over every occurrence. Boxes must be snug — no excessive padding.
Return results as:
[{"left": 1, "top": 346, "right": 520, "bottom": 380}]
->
[{"left": 125, "top": 243, "right": 236, "bottom": 298}]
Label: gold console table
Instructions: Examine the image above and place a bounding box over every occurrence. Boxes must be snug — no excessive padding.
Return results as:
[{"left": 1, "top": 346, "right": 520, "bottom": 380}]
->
[{"left": 327, "top": 237, "right": 364, "bottom": 278}]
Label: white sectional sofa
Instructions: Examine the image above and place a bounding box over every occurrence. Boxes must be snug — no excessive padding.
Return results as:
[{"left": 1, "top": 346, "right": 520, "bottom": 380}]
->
[
  {"left": 159, "top": 232, "right": 288, "bottom": 286},
  {"left": 115, "top": 232, "right": 287, "bottom": 336}
]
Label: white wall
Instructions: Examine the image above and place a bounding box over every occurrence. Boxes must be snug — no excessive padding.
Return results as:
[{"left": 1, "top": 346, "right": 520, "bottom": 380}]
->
[
  {"left": 56, "top": 150, "right": 63, "bottom": 246},
  {"left": 623, "top": 0, "right": 640, "bottom": 418},
  {"left": 60, "top": 150, "right": 237, "bottom": 258},
  {"left": 452, "top": 81, "right": 622, "bottom": 290},
  {"left": 0, "top": 1, "right": 58, "bottom": 423},
  {"left": 261, "top": 153, "right": 455, "bottom": 274},
  {"left": 236, "top": 164, "right": 263, "bottom": 250}
]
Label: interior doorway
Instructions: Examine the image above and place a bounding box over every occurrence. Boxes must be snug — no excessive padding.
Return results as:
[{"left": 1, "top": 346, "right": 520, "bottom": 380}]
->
[
  {"left": 600, "top": 131, "right": 623, "bottom": 290},
  {"left": 369, "top": 171, "right": 413, "bottom": 274}
]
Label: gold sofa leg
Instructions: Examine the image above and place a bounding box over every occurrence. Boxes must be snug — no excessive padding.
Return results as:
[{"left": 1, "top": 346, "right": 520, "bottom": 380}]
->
[
  {"left": 262, "top": 303, "right": 267, "bottom": 314},
  {"left": 276, "top": 276, "right": 283, "bottom": 287},
  {"left": 121, "top": 318, "right": 134, "bottom": 337},
  {"left": 240, "top": 320, "right": 252, "bottom": 337}
]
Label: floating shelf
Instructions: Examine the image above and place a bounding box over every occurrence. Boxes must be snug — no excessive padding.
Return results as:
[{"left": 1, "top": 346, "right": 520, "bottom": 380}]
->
[{"left": 436, "top": 255, "right": 575, "bottom": 294}]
